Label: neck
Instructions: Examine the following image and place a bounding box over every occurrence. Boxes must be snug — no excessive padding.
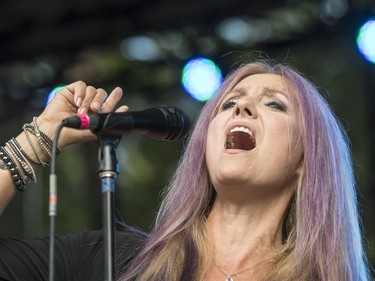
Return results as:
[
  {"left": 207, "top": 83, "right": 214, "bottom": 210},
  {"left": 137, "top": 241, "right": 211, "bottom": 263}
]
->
[{"left": 205, "top": 187, "right": 293, "bottom": 271}]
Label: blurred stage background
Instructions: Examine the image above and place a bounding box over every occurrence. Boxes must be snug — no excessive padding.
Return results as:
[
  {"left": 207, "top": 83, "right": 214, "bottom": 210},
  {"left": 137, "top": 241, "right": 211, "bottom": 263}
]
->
[{"left": 0, "top": 0, "right": 374, "bottom": 275}]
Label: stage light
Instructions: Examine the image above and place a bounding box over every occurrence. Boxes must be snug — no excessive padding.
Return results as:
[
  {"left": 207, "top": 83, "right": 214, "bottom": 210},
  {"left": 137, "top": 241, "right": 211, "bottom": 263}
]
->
[
  {"left": 217, "top": 17, "right": 252, "bottom": 45},
  {"left": 120, "top": 35, "right": 161, "bottom": 61},
  {"left": 357, "top": 18, "right": 375, "bottom": 64},
  {"left": 182, "top": 58, "right": 223, "bottom": 101},
  {"left": 46, "top": 85, "right": 65, "bottom": 106}
]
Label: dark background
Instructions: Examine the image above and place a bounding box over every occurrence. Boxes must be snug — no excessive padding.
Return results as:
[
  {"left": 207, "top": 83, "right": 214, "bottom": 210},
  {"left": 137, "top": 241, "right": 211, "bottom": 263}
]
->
[{"left": 0, "top": 0, "right": 374, "bottom": 275}]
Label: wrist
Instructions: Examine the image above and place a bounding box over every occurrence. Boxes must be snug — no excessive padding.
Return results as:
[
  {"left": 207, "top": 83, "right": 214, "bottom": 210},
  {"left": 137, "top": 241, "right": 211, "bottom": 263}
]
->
[{"left": 0, "top": 116, "right": 63, "bottom": 192}]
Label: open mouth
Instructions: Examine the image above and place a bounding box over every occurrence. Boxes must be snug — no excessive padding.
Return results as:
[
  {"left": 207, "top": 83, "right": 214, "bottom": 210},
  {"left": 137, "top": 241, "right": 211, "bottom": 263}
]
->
[{"left": 226, "top": 127, "right": 256, "bottom": 150}]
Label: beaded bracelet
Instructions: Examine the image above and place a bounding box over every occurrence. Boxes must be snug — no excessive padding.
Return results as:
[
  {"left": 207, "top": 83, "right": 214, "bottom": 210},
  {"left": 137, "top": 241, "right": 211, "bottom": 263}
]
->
[
  {"left": 23, "top": 124, "right": 51, "bottom": 157},
  {"left": 31, "top": 117, "right": 61, "bottom": 154},
  {"left": 0, "top": 157, "right": 7, "bottom": 170},
  {"left": 32, "top": 117, "right": 56, "bottom": 150},
  {"left": 0, "top": 146, "right": 27, "bottom": 191},
  {"left": 22, "top": 117, "right": 61, "bottom": 163},
  {"left": 23, "top": 127, "right": 49, "bottom": 167}
]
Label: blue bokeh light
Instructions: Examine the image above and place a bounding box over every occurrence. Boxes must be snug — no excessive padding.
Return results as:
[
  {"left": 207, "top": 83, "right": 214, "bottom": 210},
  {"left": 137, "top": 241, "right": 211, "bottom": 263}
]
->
[
  {"left": 182, "top": 58, "right": 223, "bottom": 101},
  {"left": 357, "top": 19, "right": 375, "bottom": 64},
  {"left": 121, "top": 36, "right": 161, "bottom": 61}
]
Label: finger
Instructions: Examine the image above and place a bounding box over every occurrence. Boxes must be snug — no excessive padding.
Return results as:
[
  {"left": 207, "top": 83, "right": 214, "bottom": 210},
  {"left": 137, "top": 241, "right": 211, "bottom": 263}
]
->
[
  {"left": 101, "top": 87, "right": 123, "bottom": 113},
  {"left": 65, "top": 81, "right": 87, "bottom": 107},
  {"left": 115, "top": 105, "right": 129, "bottom": 113},
  {"left": 78, "top": 86, "right": 97, "bottom": 115},
  {"left": 89, "top": 88, "right": 108, "bottom": 113}
]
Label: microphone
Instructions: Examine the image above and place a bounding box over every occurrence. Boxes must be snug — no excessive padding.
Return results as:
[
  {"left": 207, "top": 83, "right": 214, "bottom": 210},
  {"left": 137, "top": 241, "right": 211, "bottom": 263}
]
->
[{"left": 62, "top": 105, "right": 190, "bottom": 141}]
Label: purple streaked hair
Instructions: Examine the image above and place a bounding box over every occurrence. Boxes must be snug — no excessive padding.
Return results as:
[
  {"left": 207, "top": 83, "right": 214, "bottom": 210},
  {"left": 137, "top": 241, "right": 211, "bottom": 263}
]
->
[{"left": 120, "top": 61, "right": 370, "bottom": 280}]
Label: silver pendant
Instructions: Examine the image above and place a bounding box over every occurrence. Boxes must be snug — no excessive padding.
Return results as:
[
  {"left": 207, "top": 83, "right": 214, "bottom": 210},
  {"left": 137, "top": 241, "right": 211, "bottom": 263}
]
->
[{"left": 226, "top": 276, "right": 234, "bottom": 281}]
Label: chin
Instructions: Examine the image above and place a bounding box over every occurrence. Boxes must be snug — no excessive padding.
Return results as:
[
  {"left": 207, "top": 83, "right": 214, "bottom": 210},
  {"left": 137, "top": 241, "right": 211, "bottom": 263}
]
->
[{"left": 212, "top": 170, "right": 251, "bottom": 187}]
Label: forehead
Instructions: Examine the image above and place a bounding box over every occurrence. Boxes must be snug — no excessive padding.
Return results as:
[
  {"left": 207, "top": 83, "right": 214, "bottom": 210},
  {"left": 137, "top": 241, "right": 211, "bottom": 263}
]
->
[
  {"left": 232, "top": 73, "right": 287, "bottom": 93},
  {"left": 216, "top": 73, "right": 298, "bottom": 109}
]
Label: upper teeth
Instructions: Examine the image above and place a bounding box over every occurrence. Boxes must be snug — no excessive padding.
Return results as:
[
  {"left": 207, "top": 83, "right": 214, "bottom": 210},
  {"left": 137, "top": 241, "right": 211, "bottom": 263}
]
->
[{"left": 229, "top": 126, "right": 254, "bottom": 136}]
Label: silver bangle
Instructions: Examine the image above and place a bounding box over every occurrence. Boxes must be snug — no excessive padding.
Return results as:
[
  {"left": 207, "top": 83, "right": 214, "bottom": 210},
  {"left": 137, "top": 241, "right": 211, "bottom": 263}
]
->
[{"left": 6, "top": 140, "right": 37, "bottom": 183}]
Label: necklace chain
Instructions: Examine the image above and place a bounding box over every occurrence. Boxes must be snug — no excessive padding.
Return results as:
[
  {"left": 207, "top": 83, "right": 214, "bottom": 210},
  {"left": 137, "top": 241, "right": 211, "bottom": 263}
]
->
[{"left": 214, "top": 257, "right": 273, "bottom": 281}]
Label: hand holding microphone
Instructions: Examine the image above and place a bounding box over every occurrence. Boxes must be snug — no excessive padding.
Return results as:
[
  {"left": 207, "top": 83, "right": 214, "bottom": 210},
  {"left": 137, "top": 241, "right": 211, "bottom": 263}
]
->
[
  {"left": 37, "top": 81, "right": 190, "bottom": 146},
  {"left": 36, "top": 81, "right": 128, "bottom": 148},
  {"left": 62, "top": 105, "right": 190, "bottom": 142}
]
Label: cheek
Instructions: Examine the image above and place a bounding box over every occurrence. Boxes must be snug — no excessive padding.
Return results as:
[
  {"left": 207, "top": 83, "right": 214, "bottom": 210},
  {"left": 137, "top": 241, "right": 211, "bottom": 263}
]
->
[
  {"left": 263, "top": 119, "right": 301, "bottom": 163},
  {"left": 206, "top": 120, "right": 220, "bottom": 157},
  {"left": 274, "top": 122, "right": 303, "bottom": 174},
  {"left": 263, "top": 119, "right": 290, "bottom": 148},
  {"left": 205, "top": 117, "right": 227, "bottom": 173}
]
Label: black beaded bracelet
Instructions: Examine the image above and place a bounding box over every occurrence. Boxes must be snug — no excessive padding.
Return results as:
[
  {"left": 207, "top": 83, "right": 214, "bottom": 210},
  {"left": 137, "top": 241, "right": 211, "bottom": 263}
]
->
[{"left": 0, "top": 146, "right": 27, "bottom": 191}]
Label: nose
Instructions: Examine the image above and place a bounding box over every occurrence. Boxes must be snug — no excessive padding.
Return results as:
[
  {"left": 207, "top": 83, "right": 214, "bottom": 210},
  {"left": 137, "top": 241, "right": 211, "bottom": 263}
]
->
[{"left": 232, "top": 98, "right": 257, "bottom": 118}]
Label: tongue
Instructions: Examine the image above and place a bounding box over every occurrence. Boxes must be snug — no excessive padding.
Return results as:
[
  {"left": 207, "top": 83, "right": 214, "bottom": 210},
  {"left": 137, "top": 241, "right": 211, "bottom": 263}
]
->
[{"left": 229, "top": 131, "right": 256, "bottom": 150}]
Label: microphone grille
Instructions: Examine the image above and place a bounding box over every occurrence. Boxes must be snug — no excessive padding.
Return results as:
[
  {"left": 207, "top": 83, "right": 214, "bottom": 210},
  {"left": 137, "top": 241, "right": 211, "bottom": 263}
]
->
[{"left": 158, "top": 105, "right": 190, "bottom": 141}]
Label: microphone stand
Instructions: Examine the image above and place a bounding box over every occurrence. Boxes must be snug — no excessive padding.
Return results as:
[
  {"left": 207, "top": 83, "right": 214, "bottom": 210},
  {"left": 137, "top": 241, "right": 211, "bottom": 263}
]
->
[{"left": 96, "top": 133, "right": 123, "bottom": 281}]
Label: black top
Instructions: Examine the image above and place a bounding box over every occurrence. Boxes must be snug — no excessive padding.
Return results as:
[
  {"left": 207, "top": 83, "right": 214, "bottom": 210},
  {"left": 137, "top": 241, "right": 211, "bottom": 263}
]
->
[{"left": 0, "top": 228, "right": 146, "bottom": 281}]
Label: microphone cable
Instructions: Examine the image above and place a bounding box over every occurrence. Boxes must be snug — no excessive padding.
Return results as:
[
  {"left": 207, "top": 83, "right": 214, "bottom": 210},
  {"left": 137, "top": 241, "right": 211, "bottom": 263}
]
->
[{"left": 49, "top": 122, "right": 65, "bottom": 281}]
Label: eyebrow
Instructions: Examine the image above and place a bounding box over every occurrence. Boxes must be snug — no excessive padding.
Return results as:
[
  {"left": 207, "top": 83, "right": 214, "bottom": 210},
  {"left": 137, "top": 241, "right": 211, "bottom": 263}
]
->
[
  {"left": 225, "top": 88, "right": 246, "bottom": 99},
  {"left": 262, "top": 87, "right": 289, "bottom": 101}
]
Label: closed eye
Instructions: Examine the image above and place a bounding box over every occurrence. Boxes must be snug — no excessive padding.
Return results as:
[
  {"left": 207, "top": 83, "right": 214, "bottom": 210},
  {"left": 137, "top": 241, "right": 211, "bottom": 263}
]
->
[
  {"left": 221, "top": 100, "right": 236, "bottom": 111},
  {"left": 266, "top": 101, "right": 287, "bottom": 112}
]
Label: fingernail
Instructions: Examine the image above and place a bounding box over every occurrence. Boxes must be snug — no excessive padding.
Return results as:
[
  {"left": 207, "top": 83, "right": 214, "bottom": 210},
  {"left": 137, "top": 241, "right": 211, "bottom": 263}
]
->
[
  {"left": 78, "top": 106, "right": 87, "bottom": 115},
  {"left": 92, "top": 102, "right": 101, "bottom": 111},
  {"left": 76, "top": 97, "right": 82, "bottom": 107}
]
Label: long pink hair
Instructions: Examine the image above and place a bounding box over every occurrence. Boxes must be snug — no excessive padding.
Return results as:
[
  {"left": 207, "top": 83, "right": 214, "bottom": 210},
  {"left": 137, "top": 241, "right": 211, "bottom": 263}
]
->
[{"left": 120, "top": 61, "right": 370, "bottom": 280}]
